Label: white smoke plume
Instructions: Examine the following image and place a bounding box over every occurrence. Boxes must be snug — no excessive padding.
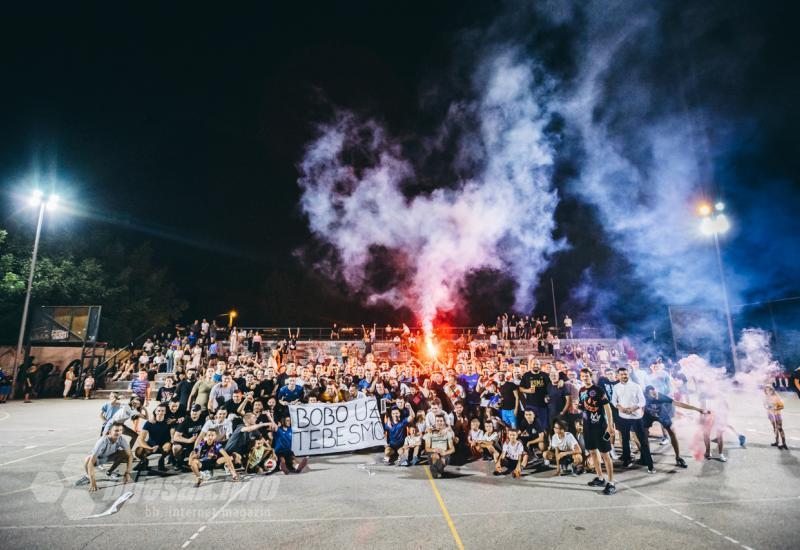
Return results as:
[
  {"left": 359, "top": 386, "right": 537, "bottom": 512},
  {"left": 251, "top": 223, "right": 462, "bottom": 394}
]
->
[
  {"left": 298, "top": 50, "right": 563, "bottom": 329},
  {"left": 555, "top": 0, "right": 730, "bottom": 310}
]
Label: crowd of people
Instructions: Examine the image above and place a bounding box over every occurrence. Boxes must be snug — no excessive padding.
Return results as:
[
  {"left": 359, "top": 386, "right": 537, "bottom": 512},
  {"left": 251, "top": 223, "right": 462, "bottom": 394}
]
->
[{"left": 73, "top": 316, "right": 791, "bottom": 495}]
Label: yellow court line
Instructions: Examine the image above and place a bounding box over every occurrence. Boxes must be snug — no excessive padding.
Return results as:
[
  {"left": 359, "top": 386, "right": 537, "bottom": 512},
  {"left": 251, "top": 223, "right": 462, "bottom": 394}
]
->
[{"left": 424, "top": 466, "right": 465, "bottom": 550}]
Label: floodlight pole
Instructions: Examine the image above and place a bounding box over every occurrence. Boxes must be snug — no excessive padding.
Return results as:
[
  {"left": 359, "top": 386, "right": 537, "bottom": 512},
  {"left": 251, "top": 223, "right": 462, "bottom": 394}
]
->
[
  {"left": 11, "top": 201, "right": 46, "bottom": 397},
  {"left": 713, "top": 231, "right": 738, "bottom": 373}
]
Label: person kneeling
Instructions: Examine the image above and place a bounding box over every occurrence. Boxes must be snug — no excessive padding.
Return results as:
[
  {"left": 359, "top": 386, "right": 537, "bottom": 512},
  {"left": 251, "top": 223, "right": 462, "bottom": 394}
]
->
[
  {"left": 424, "top": 414, "right": 455, "bottom": 478},
  {"left": 545, "top": 420, "right": 584, "bottom": 476},
  {"left": 494, "top": 429, "right": 527, "bottom": 478},
  {"left": 189, "top": 430, "right": 239, "bottom": 486}
]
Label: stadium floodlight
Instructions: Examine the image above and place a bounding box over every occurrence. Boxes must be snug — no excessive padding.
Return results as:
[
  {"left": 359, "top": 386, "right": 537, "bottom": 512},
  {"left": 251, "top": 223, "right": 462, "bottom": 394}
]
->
[
  {"left": 696, "top": 202, "right": 737, "bottom": 372},
  {"left": 12, "top": 187, "right": 66, "bottom": 395}
]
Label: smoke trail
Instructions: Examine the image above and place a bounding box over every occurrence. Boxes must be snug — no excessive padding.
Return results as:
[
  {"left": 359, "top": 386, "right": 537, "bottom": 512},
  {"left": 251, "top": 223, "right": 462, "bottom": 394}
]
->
[{"left": 298, "top": 50, "right": 563, "bottom": 329}]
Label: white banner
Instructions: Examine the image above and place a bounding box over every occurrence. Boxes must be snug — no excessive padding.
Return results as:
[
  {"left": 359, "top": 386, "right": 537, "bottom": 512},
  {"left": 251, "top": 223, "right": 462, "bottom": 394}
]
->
[{"left": 289, "top": 398, "right": 386, "bottom": 455}]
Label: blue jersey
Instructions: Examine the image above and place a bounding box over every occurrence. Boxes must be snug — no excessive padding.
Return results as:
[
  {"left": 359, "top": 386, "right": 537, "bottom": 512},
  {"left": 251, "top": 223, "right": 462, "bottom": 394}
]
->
[
  {"left": 274, "top": 426, "right": 293, "bottom": 454},
  {"left": 384, "top": 417, "right": 408, "bottom": 446}
]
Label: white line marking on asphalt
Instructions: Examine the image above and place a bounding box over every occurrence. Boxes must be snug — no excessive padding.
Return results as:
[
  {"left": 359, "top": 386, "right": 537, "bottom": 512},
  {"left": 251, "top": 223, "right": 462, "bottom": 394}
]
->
[
  {"left": 0, "top": 412, "right": 10, "bottom": 422},
  {"left": 179, "top": 482, "right": 248, "bottom": 548},
  {"left": 0, "top": 437, "right": 96, "bottom": 467},
  {"left": 725, "top": 537, "right": 740, "bottom": 544},
  {"left": 0, "top": 494, "right": 797, "bottom": 531},
  {"left": 620, "top": 481, "right": 755, "bottom": 549}
]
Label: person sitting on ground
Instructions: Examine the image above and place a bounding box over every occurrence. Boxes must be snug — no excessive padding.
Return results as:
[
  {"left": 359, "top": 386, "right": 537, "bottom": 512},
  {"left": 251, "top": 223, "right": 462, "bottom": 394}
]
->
[
  {"left": 397, "top": 424, "right": 422, "bottom": 466},
  {"left": 545, "top": 420, "right": 584, "bottom": 476},
  {"left": 246, "top": 435, "right": 278, "bottom": 474},
  {"left": 424, "top": 414, "right": 455, "bottom": 478},
  {"left": 75, "top": 422, "right": 133, "bottom": 491},
  {"left": 134, "top": 403, "right": 173, "bottom": 471},
  {"left": 273, "top": 416, "right": 308, "bottom": 474},
  {"left": 188, "top": 430, "right": 239, "bottom": 487},
  {"left": 494, "top": 428, "right": 527, "bottom": 478}
]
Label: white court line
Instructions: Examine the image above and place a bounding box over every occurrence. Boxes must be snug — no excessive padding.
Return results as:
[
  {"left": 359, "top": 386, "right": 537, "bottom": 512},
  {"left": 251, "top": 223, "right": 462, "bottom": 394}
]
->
[
  {"left": 623, "top": 481, "right": 759, "bottom": 549},
  {"left": 0, "top": 437, "right": 97, "bottom": 467},
  {"left": 0, "top": 494, "right": 797, "bottom": 530},
  {"left": 0, "top": 412, "right": 10, "bottom": 423},
  {"left": 180, "top": 482, "right": 248, "bottom": 548}
]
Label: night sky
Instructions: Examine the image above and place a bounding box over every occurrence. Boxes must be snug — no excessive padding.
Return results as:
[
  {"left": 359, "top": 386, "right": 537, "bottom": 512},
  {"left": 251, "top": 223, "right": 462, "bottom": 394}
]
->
[{"left": 1, "top": 1, "right": 798, "bottom": 335}]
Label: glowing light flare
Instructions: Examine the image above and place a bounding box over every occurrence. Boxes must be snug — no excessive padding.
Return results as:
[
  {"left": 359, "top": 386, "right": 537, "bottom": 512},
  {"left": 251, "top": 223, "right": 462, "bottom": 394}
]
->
[
  {"left": 697, "top": 202, "right": 712, "bottom": 217},
  {"left": 46, "top": 194, "right": 59, "bottom": 210},
  {"left": 699, "top": 213, "right": 730, "bottom": 236},
  {"left": 425, "top": 334, "right": 438, "bottom": 359}
]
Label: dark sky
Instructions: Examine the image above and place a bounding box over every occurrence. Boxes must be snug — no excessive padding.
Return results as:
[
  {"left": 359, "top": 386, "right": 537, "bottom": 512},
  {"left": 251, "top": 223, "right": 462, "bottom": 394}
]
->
[{"left": 1, "top": 1, "right": 798, "bottom": 331}]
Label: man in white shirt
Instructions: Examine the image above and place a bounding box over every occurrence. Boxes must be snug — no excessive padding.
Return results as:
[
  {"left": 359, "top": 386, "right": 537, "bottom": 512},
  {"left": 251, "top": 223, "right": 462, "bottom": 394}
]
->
[
  {"left": 563, "top": 315, "right": 573, "bottom": 339},
  {"left": 610, "top": 366, "right": 654, "bottom": 473}
]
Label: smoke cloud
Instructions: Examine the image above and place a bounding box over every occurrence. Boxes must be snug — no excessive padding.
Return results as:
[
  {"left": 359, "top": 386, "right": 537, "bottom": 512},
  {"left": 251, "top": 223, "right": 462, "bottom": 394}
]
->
[{"left": 298, "top": 50, "right": 563, "bottom": 329}]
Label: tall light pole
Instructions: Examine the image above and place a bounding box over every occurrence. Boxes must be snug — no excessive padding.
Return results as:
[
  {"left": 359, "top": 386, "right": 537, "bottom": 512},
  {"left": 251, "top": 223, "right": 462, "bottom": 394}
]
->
[
  {"left": 10, "top": 190, "right": 59, "bottom": 396},
  {"left": 698, "top": 201, "right": 738, "bottom": 372}
]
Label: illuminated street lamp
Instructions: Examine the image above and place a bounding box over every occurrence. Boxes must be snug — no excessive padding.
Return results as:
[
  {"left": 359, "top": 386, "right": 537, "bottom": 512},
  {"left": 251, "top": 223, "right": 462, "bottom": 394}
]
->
[
  {"left": 11, "top": 190, "right": 61, "bottom": 395},
  {"left": 698, "top": 201, "right": 738, "bottom": 372},
  {"left": 228, "top": 309, "right": 238, "bottom": 329}
]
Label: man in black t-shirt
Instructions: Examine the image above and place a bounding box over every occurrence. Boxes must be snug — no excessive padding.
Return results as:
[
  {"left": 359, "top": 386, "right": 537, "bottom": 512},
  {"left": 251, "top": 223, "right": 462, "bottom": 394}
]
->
[
  {"left": 519, "top": 363, "right": 551, "bottom": 430},
  {"left": 578, "top": 368, "right": 616, "bottom": 495},
  {"left": 518, "top": 408, "right": 546, "bottom": 459},
  {"left": 172, "top": 405, "right": 205, "bottom": 470},
  {"left": 134, "top": 404, "right": 173, "bottom": 471},
  {"left": 499, "top": 374, "right": 519, "bottom": 429}
]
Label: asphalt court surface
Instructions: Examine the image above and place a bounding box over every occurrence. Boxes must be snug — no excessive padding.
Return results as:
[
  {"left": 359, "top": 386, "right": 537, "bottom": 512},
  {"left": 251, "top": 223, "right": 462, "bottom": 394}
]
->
[{"left": 0, "top": 396, "right": 798, "bottom": 549}]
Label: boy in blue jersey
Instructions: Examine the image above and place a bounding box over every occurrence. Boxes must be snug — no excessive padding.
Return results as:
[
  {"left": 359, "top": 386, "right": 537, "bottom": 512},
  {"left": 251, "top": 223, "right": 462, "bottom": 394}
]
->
[{"left": 274, "top": 416, "right": 308, "bottom": 474}]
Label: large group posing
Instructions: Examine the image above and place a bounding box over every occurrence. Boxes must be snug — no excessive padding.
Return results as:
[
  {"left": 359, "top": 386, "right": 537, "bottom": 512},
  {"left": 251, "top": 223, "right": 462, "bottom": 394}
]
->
[{"left": 76, "top": 316, "right": 790, "bottom": 496}]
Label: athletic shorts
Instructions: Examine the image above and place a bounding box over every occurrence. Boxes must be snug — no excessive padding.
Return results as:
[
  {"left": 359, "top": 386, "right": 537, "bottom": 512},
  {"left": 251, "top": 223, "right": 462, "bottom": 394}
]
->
[
  {"left": 200, "top": 458, "right": 218, "bottom": 471},
  {"left": 501, "top": 409, "right": 517, "bottom": 428},
  {"left": 644, "top": 413, "right": 671, "bottom": 430},
  {"left": 583, "top": 424, "right": 611, "bottom": 453}
]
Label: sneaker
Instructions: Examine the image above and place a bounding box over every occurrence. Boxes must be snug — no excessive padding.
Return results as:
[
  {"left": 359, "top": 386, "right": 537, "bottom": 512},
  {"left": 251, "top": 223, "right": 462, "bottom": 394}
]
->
[
  {"left": 588, "top": 477, "right": 605, "bottom": 487},
  {"left": 771, "top": 442, "right": 780, "bottom": 447},
  {"left": 295, "top": 457, "right": 308, "bottom": 473},
  {"left": 398, "top": 459, "right": 408, "bottom": 467},
  {"left": 675, "top": 457, "right": 687, "bottom": 468},
  {"left": 383, "top": 456, "right": 391, "bottom": 464},
  {"left": 738, "top": 434, "right": 746, "bottom": 448},
  {"left": 647, "top": 467, "right": 656, "bottom": 474},
  {"left": 543, "top": 459, "right": 550, "bottom": 467},
  {"left": 718, "top": 454, "right": 727, "bottom": 462},
  {"left": 659, "top": 437, "right": 669, "bottom": 446},
  {"left": 106, "top": 471, "right": 121, "bottom": 480},
  {"left": 74, "top": 475, "right": 90, "bottom": 486},
  {"left": 411, "top": 457, "right": 419, "bottom": 466},
  {"left": 200, "top": 470, "right": 212, "bottom": 480},
  {"left": 779, "top": 444, "right": 789, "bottom": 450},
  {"left": 609, "top": 449, "right": 618, "bottom": 460},
  {"left": 622, "top": 460, "right": 633, "bottom": 469},
  {"left": 602, "top": 482, "right": 617, "bottom": 495}
]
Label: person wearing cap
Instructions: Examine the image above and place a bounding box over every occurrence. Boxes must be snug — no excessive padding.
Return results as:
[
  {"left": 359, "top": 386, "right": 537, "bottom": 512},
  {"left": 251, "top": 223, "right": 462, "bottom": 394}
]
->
[{"left": 99, "top": 392, "right": 121, "bottom": 435}]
